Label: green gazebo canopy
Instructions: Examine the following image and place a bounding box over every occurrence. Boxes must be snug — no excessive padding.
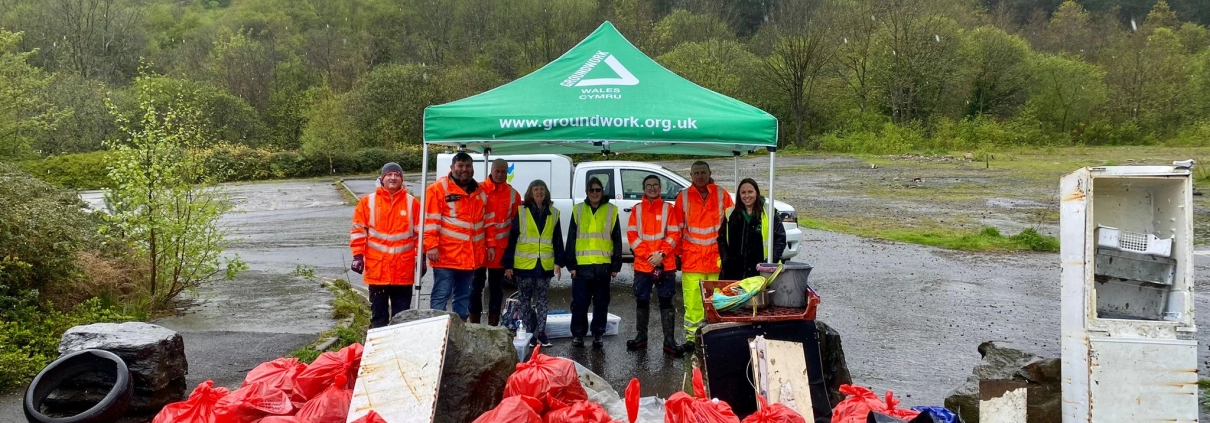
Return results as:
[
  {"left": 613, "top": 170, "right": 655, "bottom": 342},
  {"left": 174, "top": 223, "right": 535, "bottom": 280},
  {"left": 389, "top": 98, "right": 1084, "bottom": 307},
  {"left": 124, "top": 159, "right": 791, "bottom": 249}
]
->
[{"left": 422, "top": 21, "right": 778, "bottom": 156}]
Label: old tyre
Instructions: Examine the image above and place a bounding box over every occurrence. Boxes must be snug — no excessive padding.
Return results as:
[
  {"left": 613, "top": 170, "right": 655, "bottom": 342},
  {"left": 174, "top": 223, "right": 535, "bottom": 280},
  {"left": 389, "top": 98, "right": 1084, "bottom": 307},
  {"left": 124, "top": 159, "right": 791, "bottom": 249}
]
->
[{"left": 24, "top": 349, "right": 132, "bottom": 423}]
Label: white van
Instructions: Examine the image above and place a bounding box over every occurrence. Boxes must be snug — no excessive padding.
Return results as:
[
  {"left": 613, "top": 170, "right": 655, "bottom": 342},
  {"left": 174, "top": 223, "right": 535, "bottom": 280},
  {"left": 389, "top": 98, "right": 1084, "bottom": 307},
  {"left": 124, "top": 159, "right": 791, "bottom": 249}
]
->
[{"left": 434, "top": 153, "right": 801, "bottom": 261}]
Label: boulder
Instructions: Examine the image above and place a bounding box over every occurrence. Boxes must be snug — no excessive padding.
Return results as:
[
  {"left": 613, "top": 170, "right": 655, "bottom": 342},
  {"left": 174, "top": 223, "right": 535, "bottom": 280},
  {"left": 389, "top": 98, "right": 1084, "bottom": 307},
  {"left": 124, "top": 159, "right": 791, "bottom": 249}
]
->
[
  {"left": 59, "top": 322, "right": 188, "bottom": 393},
  {"left": 816, "top": 320, "right": 853, "bottom": 408},
  {"left": 391, "top": 309, "right": 519, "bottom": 423},
  {"left": 944, "top": 341, "right": 1061, "bottom": 423}
]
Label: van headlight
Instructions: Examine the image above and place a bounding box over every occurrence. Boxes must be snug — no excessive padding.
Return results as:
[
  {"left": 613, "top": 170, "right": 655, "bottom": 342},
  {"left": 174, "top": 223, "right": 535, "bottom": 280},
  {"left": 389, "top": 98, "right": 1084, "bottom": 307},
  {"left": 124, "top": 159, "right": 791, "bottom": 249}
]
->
[{"left": 779, "top": 210, "right": 798, "bottom": 224}]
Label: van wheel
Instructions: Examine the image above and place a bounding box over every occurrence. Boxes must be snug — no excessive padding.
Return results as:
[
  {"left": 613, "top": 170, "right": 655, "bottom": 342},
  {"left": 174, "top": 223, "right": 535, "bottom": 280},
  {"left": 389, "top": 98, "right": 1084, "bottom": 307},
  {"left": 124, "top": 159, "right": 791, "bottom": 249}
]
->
[{"left": 24, "top": 349, "right": 132, "bottom": 423}]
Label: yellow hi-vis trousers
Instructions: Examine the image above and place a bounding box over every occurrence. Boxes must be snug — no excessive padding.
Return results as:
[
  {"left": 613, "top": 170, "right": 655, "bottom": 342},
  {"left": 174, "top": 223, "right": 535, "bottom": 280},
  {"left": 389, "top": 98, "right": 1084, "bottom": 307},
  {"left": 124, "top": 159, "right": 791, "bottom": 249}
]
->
[{"left": 681, "top": 272, "right": 716, "bottom": 342}]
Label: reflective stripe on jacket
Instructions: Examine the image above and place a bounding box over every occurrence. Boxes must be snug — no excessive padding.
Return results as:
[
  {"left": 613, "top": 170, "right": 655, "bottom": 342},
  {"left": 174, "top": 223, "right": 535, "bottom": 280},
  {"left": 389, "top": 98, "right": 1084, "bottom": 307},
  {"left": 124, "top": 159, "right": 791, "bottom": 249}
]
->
[
  {"left": 423, "top": 176, "right": 489, "bottom": 270},
  {"left": 350, "top": 186, "right": 421, "bottom": 285},
  {"left": 626, "top": 197, "right": 681, "bottom": 273},
  {"left": 675, "top": 184, "right": 733, "bottom": 272},
  {"left": 481, "top": 179, "right": 521, "bottom": 269},
  {"left": 514, "top": 206, "right": 560, "bottom": 271},
  {"left": 572, "top": 202, "right": 617, "bottom": 265}
]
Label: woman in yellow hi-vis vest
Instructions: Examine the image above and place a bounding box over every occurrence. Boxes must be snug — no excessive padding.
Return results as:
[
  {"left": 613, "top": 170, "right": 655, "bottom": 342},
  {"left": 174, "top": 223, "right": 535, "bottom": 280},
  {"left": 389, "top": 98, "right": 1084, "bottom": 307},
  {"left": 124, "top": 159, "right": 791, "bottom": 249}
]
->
[
  {"left": 564, "top": 177, "right": 622, "bottom": 348},
  {"left": 718, "top": 178, "right": 786, "bottom": 280},
  {"left": 503, "top": 180, "right": 565, "bottom": 347}
]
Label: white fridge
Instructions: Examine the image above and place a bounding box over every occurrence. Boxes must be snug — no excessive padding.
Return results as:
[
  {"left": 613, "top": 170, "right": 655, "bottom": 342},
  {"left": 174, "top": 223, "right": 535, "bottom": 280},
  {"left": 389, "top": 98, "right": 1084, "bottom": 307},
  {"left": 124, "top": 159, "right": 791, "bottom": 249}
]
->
[{"left": 1059, "top": 163, "right": 1198, "bottom": 422}]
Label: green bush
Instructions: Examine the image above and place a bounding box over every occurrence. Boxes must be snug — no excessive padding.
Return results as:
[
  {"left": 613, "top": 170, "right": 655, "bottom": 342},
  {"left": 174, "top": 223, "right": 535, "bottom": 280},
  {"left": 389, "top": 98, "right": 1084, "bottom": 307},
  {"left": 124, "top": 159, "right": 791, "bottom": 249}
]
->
[
  {"left": 19, "top": 151, "right": 114, "bottom": 190},
  {"left": 0, "top": 296, "right": 134, "bottom": 392},
  {"left": 818, "top": 122, "right": 922, "bottom": 154},
  {"left": 0, "top": 163, "right": 102, "bottom": 295}
]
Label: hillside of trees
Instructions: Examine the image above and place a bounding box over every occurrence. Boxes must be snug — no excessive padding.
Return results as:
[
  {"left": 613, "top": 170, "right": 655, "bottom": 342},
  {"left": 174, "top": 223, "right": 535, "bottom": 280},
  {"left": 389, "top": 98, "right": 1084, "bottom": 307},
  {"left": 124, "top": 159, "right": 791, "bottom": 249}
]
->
[{"left": 1, "top": 0, "right": 1209, "bottom": 165}]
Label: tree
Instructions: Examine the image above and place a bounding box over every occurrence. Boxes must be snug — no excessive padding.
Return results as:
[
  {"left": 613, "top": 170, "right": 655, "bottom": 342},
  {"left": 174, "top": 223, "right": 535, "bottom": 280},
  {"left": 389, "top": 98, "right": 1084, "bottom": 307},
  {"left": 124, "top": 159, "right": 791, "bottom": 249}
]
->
[
  {"left": 1043, "top": 1, "right": 1096, "bottom": 56},
  {"left": 0, "top": 30, "right": 62, "bottom": 161},
  {"left": 32, "top": 73, "right": 115, "bottom": 155},
  {"left": 650, "top": 9, "right": 735, "bottom": 54},
  {"left": 1025, "top": 53, "right": 1107, "bottom": 134},
  {"left": 656, "top": 39, "right": 761, "bottom": 104},
  {"left": 1102, "top": 26, "right": 1189, "bottom": 133},
  {"left": 104, "top": 71, "right": 242, "bottom": 306},
  {"left": 831, "top": 0, "right": 882, "bottom": 114},
  {"left": 961, "top": 26, "right": 1032, "bottom": 118},
  {"left": 871, "top": 0, "right": 966, "bottom": 123},
  {"left": 348, "top": 64, "right": 437, "bottom": 148},
  {"left": 16, "top": 0, "right": 146, "bottom": 84},
  {"left": 756, "top": 0, "right": 835, "bottom": 148},
  {"left": 299, "top": 86, "right": 356, "bottom": 173}
]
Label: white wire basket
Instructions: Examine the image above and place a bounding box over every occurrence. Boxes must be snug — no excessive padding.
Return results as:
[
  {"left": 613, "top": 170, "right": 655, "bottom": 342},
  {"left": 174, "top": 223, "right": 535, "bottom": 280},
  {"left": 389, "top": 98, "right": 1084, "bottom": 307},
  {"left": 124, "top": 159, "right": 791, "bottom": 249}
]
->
[{"left": 1096, "top": 226, "right": 1172, "bottom": 257}]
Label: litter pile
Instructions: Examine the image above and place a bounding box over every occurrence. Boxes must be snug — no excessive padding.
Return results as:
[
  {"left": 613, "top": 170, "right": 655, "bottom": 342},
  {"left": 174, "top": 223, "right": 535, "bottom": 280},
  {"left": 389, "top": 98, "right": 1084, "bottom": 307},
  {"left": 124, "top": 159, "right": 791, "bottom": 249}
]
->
[
  {"left": 151, "top": 344, "right": 366, "bottom": 423},
  {"left": 482, "top": 345, "right": 810, "bottom": 423}
]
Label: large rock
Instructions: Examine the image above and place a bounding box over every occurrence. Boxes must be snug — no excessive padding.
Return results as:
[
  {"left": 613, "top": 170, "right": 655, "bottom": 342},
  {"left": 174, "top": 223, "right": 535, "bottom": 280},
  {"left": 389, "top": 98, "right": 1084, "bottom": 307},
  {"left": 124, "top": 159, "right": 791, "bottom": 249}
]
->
[
  {"left": 944, "top": 341, "right": 1061, "bottom": 423},
  {"left": 816, "top": 320, "right": 853, "bottom": 408},
  {"left": 59, "top": 322, "right": 188, "bottom": 393},
  {"left": 390, "top": 309, "right": 519, "bottom": 423}
]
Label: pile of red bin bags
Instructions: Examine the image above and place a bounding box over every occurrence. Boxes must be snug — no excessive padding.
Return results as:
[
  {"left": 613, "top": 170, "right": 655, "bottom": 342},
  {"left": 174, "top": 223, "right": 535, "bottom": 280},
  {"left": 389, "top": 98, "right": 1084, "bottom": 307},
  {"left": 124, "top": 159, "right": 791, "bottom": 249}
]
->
[
  {"left": 150, "top": 343, "right": 810, "bottom": 423},
  {"left": 474, "top": 345, "right": 809, "bottom": 423},
  {"left": 151, "top": 344, "right": 370, "bottom": 423}
]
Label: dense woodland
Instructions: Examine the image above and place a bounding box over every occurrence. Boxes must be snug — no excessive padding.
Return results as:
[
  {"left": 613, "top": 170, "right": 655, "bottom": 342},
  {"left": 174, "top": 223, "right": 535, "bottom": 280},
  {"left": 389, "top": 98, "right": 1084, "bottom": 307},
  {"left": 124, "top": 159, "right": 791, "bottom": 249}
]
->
[{"left": 1, "top": 0, "right": 1210, "bottom": 164}]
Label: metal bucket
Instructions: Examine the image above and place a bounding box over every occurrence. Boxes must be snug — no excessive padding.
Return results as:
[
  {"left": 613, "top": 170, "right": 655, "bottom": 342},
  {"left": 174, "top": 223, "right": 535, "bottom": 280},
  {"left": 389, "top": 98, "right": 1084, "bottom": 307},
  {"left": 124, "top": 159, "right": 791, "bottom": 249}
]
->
[
  {"left": 756, "top": 262, "right": 813, "bottom": 307},
  {"left": 740, "top": 289, "right": 775, "bottom": 310}
]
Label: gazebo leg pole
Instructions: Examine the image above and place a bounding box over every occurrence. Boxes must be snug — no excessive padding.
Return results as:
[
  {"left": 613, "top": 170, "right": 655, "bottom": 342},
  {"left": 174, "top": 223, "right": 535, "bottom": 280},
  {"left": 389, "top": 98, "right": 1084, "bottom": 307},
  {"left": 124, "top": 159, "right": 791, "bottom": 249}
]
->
[
  {"left": 413, "top": 143, "right": 430, "bottom": 311},
  {"left": 767, "top": 150, "right": 776, "bottom": 262},
  {"left": 733, "top": 152, "right": 739, "bottom": 188}
]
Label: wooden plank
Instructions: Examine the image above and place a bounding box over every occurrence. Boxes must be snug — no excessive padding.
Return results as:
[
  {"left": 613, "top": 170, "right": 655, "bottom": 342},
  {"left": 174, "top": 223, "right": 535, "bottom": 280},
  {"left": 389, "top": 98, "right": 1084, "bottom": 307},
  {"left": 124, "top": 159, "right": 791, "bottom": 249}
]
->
[
  {"left": 763, "top": 339, "right": 813, "bottom": 418},
  {"left": 347, "top": 315, "right": 451, "bottom": 423},
  {"left": 750, "top": 336, "right": 813, "bottom": 418}
]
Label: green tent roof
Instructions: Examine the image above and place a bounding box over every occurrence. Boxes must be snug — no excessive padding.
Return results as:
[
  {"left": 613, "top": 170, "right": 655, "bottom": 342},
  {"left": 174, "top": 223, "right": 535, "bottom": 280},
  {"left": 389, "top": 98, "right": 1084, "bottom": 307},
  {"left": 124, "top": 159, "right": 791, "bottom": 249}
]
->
[{"left": 422, "top": 22, "right": 778, "bottom": 156}]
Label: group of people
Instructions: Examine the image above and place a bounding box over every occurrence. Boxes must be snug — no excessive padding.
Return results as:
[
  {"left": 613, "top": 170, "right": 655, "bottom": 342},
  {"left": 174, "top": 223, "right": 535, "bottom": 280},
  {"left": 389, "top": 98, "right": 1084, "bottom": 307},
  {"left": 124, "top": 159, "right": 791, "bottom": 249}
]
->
[{"left": 348, "top": 153, "right": 786, "bottom": 356}]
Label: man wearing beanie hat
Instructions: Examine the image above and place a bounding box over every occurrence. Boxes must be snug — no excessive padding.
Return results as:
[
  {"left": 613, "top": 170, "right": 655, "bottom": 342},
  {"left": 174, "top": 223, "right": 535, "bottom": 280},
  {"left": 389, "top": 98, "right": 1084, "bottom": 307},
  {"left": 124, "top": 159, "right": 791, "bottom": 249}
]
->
[{"left": 350, "top": 162, "right": 423, "bottom": 328}]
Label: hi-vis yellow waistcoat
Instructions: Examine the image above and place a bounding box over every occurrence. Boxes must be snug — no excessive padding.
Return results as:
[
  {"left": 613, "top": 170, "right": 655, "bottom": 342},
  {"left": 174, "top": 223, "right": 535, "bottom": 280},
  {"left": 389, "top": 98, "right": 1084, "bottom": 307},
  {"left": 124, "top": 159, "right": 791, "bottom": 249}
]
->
[
  {"left": 515, "top": 206, "right": 560, "bottom": 270},
  {"left": 573, "top": 203, "right": 617, "bottom": 265}
]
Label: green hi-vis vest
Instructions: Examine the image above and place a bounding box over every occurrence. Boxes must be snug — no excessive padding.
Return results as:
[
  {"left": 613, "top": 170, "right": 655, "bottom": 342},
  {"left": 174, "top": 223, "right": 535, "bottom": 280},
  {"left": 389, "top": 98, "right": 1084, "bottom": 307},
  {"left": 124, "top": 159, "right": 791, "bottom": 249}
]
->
[
  {"left": 724, "top": 206, "right": 770, "bottom": 257},
  {"left": 573, "top": 203, "right": 618, "bottom": 265},
  {"left": 515, "top": 206, "right": 560, "bottom": 271}
]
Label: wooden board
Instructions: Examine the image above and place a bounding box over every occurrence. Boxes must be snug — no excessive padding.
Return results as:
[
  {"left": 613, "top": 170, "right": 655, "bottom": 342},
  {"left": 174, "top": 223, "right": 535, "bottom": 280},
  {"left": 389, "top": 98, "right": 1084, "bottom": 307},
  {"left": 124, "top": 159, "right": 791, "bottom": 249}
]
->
[
  {"left": 749, "top": 337, "right": 814, "bottom": 418},
  {"left": 346, "top": 315, "right": 451, "bottom": 423}
]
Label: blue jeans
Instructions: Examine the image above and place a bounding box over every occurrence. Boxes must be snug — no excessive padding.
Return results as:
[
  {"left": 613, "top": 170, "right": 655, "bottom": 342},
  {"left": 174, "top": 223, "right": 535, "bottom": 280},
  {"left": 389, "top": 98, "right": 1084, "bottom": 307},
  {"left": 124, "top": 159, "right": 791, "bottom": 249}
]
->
[{"left": 431, "top": 268, "right": 474, "bottom": 320}]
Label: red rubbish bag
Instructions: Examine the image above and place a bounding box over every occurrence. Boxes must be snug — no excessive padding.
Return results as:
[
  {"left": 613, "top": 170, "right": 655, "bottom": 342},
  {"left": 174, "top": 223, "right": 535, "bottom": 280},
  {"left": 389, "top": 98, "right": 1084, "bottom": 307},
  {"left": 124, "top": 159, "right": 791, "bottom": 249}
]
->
[
  {"left": 295, "top": 374, "right": 354, "bottom": 423},
  {"left": 153, "top": 380, "right": 230, "bottom": 423},
  {"left": 213, "top": 382, "right": 295, "bottom": 423},
  {"left": 740, "top": 395, "right": 806, "bottom": 423},
  {"left": 503, "top": 345, "right": 588, "bottom": 405},
  {"left": 624, "top": 379, "right": 640, "bottom": 423},
  {"left": 879, "top": 390, "right": 919, "bottom": 420},
  {"left": 350, "top": 411, "right": 388, "bottom": 423},
  {"left": 664, "top": 369, "right": 740, "bottom": 423},
  {"left": 257, "top": 417, "right": 304, "bottom": 423},
  {"left": 294, "top": 343, "right": 363, "bottom": 400},
  {"left": 544, "top": 400, "right": 617, "bottom": 423},
  {"left": 830, "top": 385, "right": 918, "bottom": 423},
  {"left": 244, "top": 358, "right": 307, "bottom": 401},
  {"left": 472, "top": 395, "right": 546, "bottom": 423}
]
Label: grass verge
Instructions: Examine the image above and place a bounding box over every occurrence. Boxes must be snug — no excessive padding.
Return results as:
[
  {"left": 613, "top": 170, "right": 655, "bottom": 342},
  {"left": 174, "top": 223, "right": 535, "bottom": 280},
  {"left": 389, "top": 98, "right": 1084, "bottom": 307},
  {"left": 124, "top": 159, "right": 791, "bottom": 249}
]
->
[
  {"left": 1200, "top": 378, "right": 1210, "bottom": 408},
  {"left": 801, "top": 219, "right": 1059, "bottom": 252},
  {"left": 288, "top": 279, "right": 370, "bottom": 363}
]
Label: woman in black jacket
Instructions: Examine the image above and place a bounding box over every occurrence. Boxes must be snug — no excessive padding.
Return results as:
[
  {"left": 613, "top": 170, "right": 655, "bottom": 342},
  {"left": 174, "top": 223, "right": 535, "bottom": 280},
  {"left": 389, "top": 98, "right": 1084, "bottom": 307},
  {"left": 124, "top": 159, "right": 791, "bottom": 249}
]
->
[{"left": 717, "top": 178, "right": 787, "bottom": 280}]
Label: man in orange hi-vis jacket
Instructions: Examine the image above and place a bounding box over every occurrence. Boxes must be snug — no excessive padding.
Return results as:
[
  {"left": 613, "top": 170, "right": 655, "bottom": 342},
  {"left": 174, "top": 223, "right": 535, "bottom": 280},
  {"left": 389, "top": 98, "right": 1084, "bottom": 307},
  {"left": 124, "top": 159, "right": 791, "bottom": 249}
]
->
[
  {"left": 350, "top": 162, "right": 423, "bottom": 328},
  {"left": 424, "top": 152, "right": 490, "bottom": 321},
  {"left": 626, "top": 175, "right": 684, "bottom": 356},
  {"left": 471, "top": 158, "right": 522, "bottom": 325},
  {"left": 673, "top": 161, "right": 733, "bottom": 354}
]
